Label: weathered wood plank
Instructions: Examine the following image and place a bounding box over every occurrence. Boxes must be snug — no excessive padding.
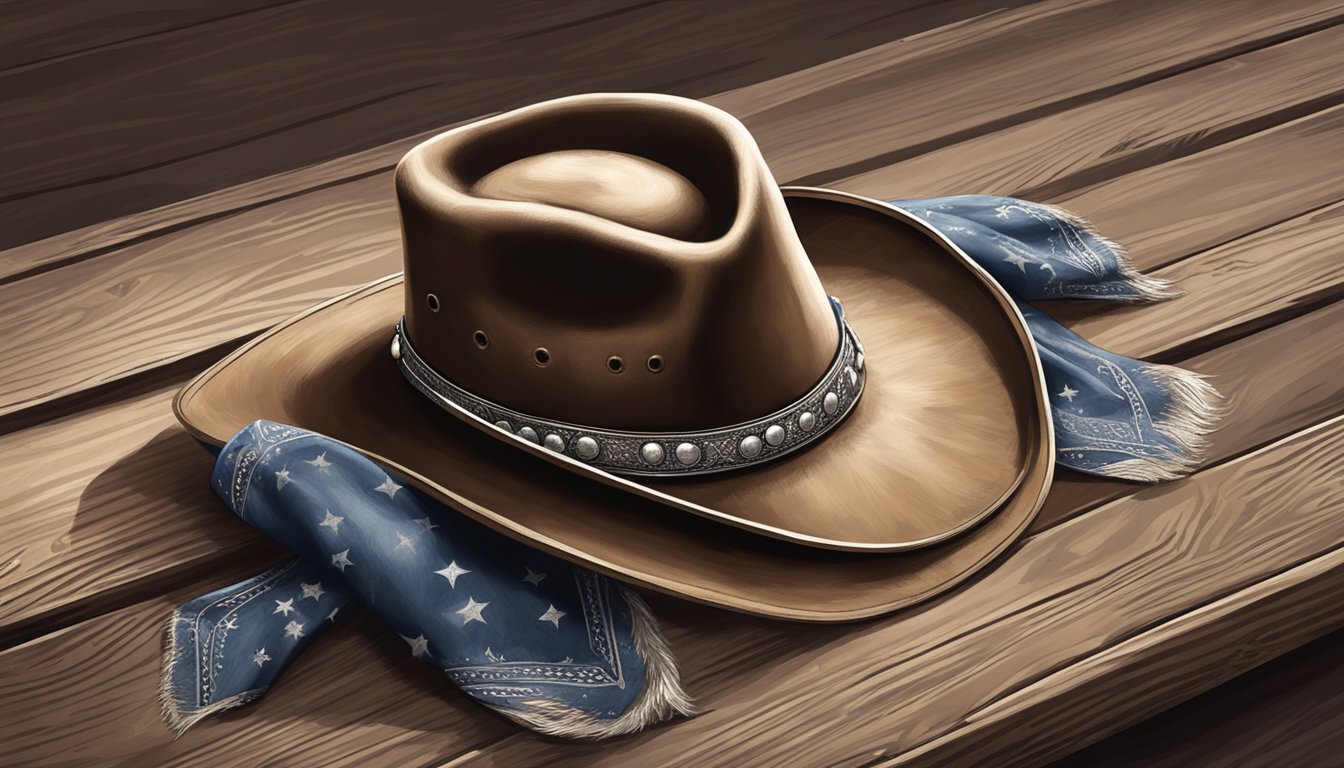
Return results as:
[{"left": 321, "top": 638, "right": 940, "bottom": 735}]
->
[
  {"left": 4, "top": 413, "right": 1340, "bottom": 768},
  {"left": 0, "top": 374, "right": 287, "bottom": 645},
  {"left": 845, "top": 103, "right": 1344, "bottom": 276},
  {"left": 0, "top": 129, "right": 439, "bottom": 285},
  {"left": 13, "top": 0, "right": 1344, "bottom": 259},
  {"left": 1076, "top": 195, "right": 1344, "bottom": 360},
  {"left": 1049, "top": 627, "right": 1344, "bottom": 768},
  {"left": 5, "top": 94, "right": 1343, "bottom": 424},
  {"left": 1052, "top": 105, "right": 1344, "bottom": 272},
  {"left": 0, "top": 578, "right": 513, "bottom": 768},
  {"left": 3, "top": 250, "right": 1339, "bottom": 649},
  {"left": 11, "top": 14, "right": 1344, "bottom": 285},
  {"left": 1032, "top": 299, "right": 1344, "bottom": 532},
  {"left": 717, "top": 0, "right": 1344, "bottom": 186},
  {"left": 0, "top": 0, "right": 291, "bottom": 71},
  {"left": 460, "top": 416, "right": 1344, "bottom": 767},
  {"left": 0, "top": 0, "right": 1018, "bottom": 248},
  {"left": 835, "top": 23, "right": 1344, "bottom": 200},
  {"left": 5, "top": 94, "right": 1344, "bottom": 644},
  {"left": 885, "top": 545, "right": 1344, "bottom": 768}
]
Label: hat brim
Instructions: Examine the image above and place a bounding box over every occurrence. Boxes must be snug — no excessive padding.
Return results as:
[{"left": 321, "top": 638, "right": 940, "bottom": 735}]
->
[{"left": 175, "top": 189, "right": 1053, "bottom": 621}]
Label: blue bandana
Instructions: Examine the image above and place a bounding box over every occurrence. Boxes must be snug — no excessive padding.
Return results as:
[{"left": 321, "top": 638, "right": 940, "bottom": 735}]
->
[
  {"left": 893, "top": 196, "right": 1221, "bottom": 480},
  {"left": 161, "top": 195, "right": 1219, "bottom": 738}
]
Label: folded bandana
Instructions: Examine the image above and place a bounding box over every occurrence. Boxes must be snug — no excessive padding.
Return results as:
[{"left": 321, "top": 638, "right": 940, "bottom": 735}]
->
[
  {"left": 892, "top": 196, "right": 1222, "bottom": 480},
  {"left": 161, "top": 420, "right": 693, "bottom": 739},
  {"left": 161, "top": 195, "right": 1221, "bottom": 739}
]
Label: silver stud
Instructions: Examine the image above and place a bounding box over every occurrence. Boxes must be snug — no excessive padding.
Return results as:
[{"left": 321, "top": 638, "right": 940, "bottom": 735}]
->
[
  {"left": 641, "top": 442, "right": 665, "bottom": 465},
  {"left": 494, "top": 420, "right": 511, "bottom": 432},
  {"left": 575, "top": 436, "right": 600, "bottom": 460},
  {"left": 675, "top": 442, "right": 701, "bottom": 466},
  {"left": 390, "top": 335, "right": 401, "bottom": 360},
  {"left": 543, "top": 433, "right": 565, "bottom": 453},
  {"left": 517, "top": 426, "right": 540, "bottom": 444},
  {"left": 799, "top": 412, "right": 816, "bottom": 431},
  {"left": 856, "top": 351, "right": 865, "bottom": 372},
  {"left": 738, "top": 435, "right": 763, "bottom": 459},
  {"left": 823, "top": 392, "right": 839, "bottom": 415},
  {"left": 846, "top": 366, "right": 857, "bottom": 388},
  {"left": 764, "top": 425, "right": 786, "bottom": 446}
]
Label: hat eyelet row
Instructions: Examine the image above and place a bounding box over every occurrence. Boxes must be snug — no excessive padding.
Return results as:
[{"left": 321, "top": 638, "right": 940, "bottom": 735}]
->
[{"left": 468, "top": 331, "right": 663, "bottom": 374}]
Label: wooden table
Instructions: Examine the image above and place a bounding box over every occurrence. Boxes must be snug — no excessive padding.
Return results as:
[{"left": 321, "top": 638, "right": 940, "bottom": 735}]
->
[{"left": 2, "top": 1, "right": 1342, "bottom": 765}]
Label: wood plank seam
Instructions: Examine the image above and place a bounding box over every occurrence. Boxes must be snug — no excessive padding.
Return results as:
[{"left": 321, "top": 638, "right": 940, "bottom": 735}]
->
[
  {"left": 964, "top": 538, "right": 1344, "bottom": 729},
  {"left": 6, "top": 405, "right": 1341, "bottom": 767},
  {"left": 788, "top": 11, "right": 1344, "bottom": 186},
  {"left": 5, "top": 1, "right": 1338, "bottom": 260},
  {"left": 880, "top": 542, "right": 1344, "bottom": 767},
  {"left": 2, "top": 195, "right": 1333, "bottom": 645},
  {"left": 5, "top": 103, "right": 1338, "bottom": 656},
  {"left": 416, "top": 411, "right": 1344, "bottom": 763},
  {"left": 0, "top": 0, "right": 316, "bottom": 78},
  {"left": 1015, "top": 94, "right": 1344, "bottom": 203},
  {"left": 3, "top": 3, "right": 1341, "bottom": 763}
]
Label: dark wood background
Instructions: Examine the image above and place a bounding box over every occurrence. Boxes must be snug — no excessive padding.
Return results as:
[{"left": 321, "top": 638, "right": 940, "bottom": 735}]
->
[{"left": 2, "top": 1, "right": 1342, "bottom": 766}]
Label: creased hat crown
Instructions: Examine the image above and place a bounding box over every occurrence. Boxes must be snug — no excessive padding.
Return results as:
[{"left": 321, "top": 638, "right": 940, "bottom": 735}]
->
[{"left": 395, "top": 93, "right": 838, "bottom": 431}]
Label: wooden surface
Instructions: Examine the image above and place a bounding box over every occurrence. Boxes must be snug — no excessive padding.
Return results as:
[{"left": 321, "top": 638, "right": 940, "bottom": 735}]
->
[{"left": 1, "top": 1, "right": 1341, "bottom": 765}]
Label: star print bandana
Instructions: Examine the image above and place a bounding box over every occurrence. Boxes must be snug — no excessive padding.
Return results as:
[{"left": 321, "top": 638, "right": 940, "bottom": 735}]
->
[
  {"left": 161, "top": 194, "right": 1219, "bottom": 740},
  {"left": 160, "top": 420, "right": 692, "bottom": 739},
  {"left": 891, "top": 196, "right": 1222, "bottom": 480}
]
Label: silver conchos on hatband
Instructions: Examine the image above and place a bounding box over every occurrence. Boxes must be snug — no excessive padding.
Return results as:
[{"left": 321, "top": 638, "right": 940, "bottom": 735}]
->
[{"left": 393, "top": 297, "right": 866, "bottom": 477}]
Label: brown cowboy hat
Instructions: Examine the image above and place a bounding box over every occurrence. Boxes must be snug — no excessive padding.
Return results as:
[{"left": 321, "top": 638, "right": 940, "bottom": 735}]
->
[{"left": 175, "top": 93, "right": 1053, "bottom": 621}]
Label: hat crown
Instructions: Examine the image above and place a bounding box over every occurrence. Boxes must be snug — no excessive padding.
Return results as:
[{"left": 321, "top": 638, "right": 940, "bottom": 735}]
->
[
  {"left": 395, "top": 93, "right": 838, "bottom": 431},
  {"left": 473, "top": 149, "right": 715, "bottom": 241}
]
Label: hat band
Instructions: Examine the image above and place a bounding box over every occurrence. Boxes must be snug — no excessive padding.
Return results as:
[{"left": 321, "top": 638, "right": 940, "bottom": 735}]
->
[{"left": 392, "top": 297, "right": 865, "bottom": 477}]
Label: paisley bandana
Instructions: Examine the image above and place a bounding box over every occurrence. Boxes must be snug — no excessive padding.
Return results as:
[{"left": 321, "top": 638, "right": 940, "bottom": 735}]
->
[
  {"left": 893, "top": 196, "right": 1221, "bottom": 481},
  {"left": 161, "top": 195, "right": 1220, "bottom": 739},
  {"left": 161, "top": 421, "right": 692, "bottom": 739}
]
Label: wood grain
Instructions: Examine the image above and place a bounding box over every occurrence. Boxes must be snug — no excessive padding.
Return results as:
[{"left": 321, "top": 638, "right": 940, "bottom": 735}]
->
[
  {"left": 6, "top": 47, "right": 1344, "bottom": 642},
  {"left": 456, "top": 416, "right": 1344, "bottom": 768},
  {"left": 885, "top": 545, "right": 1344, "bottom": 768},
  {"left": 5, "top": 93, "right": 1344, "bottom": 424},
  {"left": 4, "top": 414, "right": 1340, "bottom": 768},
  {"left": 1074, "top": 196, "right": 1344, "bottom": 360},
  {"left": 1053, "top": 626, "right": 1344, "bottom": 763},
  {"left": 0, "top": 579, "right": 513, "bottom": 768},
  {"left": 1053, "top": 105, "right": 1344, "bottom": 272},
  {"left": 0, "top": 0, "right": 294, "bottom": 71},
  {"left": 3, "top": 273, "right": 1339, "bottom": 649},
  {"left": 715, "top": 0, "right": 1344, "bottom": 185},
  {"left": 1032, "top": 299, "right": 1344, "bottom": 532},
  {"left": 0, "top": 0, "right": 1019, "bottom": 248},
  {"left": 835, "top": 23, "right": 1344, "bottom": 200},
  {"left": 10, "top": 14, "right": 1342, "bottom": 286},
  {"left": 1050, "top": 626, "right": 1344, "bottom": 768},
  {"left": 2, "top": 1, "right": 1341, "bottom": 762}
]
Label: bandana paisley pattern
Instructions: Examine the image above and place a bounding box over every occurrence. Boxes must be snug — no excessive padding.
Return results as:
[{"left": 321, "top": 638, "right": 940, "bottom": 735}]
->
[{"left": 893, "top": 196, "right": 1221, "bottom": 481}]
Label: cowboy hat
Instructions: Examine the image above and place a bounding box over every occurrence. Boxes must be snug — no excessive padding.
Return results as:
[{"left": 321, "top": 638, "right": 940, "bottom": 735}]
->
[{"left": 175, "top": 93, "right": 1052, "bottom": 621}]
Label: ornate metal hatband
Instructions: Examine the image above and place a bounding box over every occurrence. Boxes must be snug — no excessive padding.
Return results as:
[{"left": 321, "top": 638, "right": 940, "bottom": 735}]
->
[{"left": 393, "top": 297, "right": 865, "bottom": 477}]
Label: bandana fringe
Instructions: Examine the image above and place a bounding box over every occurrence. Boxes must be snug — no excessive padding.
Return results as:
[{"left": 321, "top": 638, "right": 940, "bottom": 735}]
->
[
  {"left": 1035, "top": 201, "right": 1183, "bottom": 302},
  {"left": 159, "top": 609, "right": 265, "bottom": 738},
  {"left": 500, "top": 589, "right": 694, "bottom": 739},
  {"left": 1101, "top": 365, "right": 1226, "bottom": 482}
]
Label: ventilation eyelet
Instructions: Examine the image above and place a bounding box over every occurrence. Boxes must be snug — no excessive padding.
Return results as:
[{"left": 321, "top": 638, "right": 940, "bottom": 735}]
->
[
  {"left": 534, "top": 347, "right": 551, "bottom": 367},
  {"left": 426, "top": 293, "right": 440, "bottom": 312},
  {"left": 472, "top": 330, "right": 489, "bottom": 349},
  {"left": 607, "top": 356, "right": 625, "bottom": 374},
  {"left": 646, "top": 355, "right": 664, "bottom": 373}
]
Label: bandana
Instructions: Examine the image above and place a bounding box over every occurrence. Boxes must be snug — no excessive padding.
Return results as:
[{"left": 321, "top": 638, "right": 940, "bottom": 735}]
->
[{"left": 161, "top": 195, "right": 1220, "bottom": 738}]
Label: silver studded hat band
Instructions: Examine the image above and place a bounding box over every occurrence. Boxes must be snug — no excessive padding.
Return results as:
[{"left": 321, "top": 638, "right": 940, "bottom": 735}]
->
[{"left": 392, "top": 297, "right": 865, "bottom": 477}]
